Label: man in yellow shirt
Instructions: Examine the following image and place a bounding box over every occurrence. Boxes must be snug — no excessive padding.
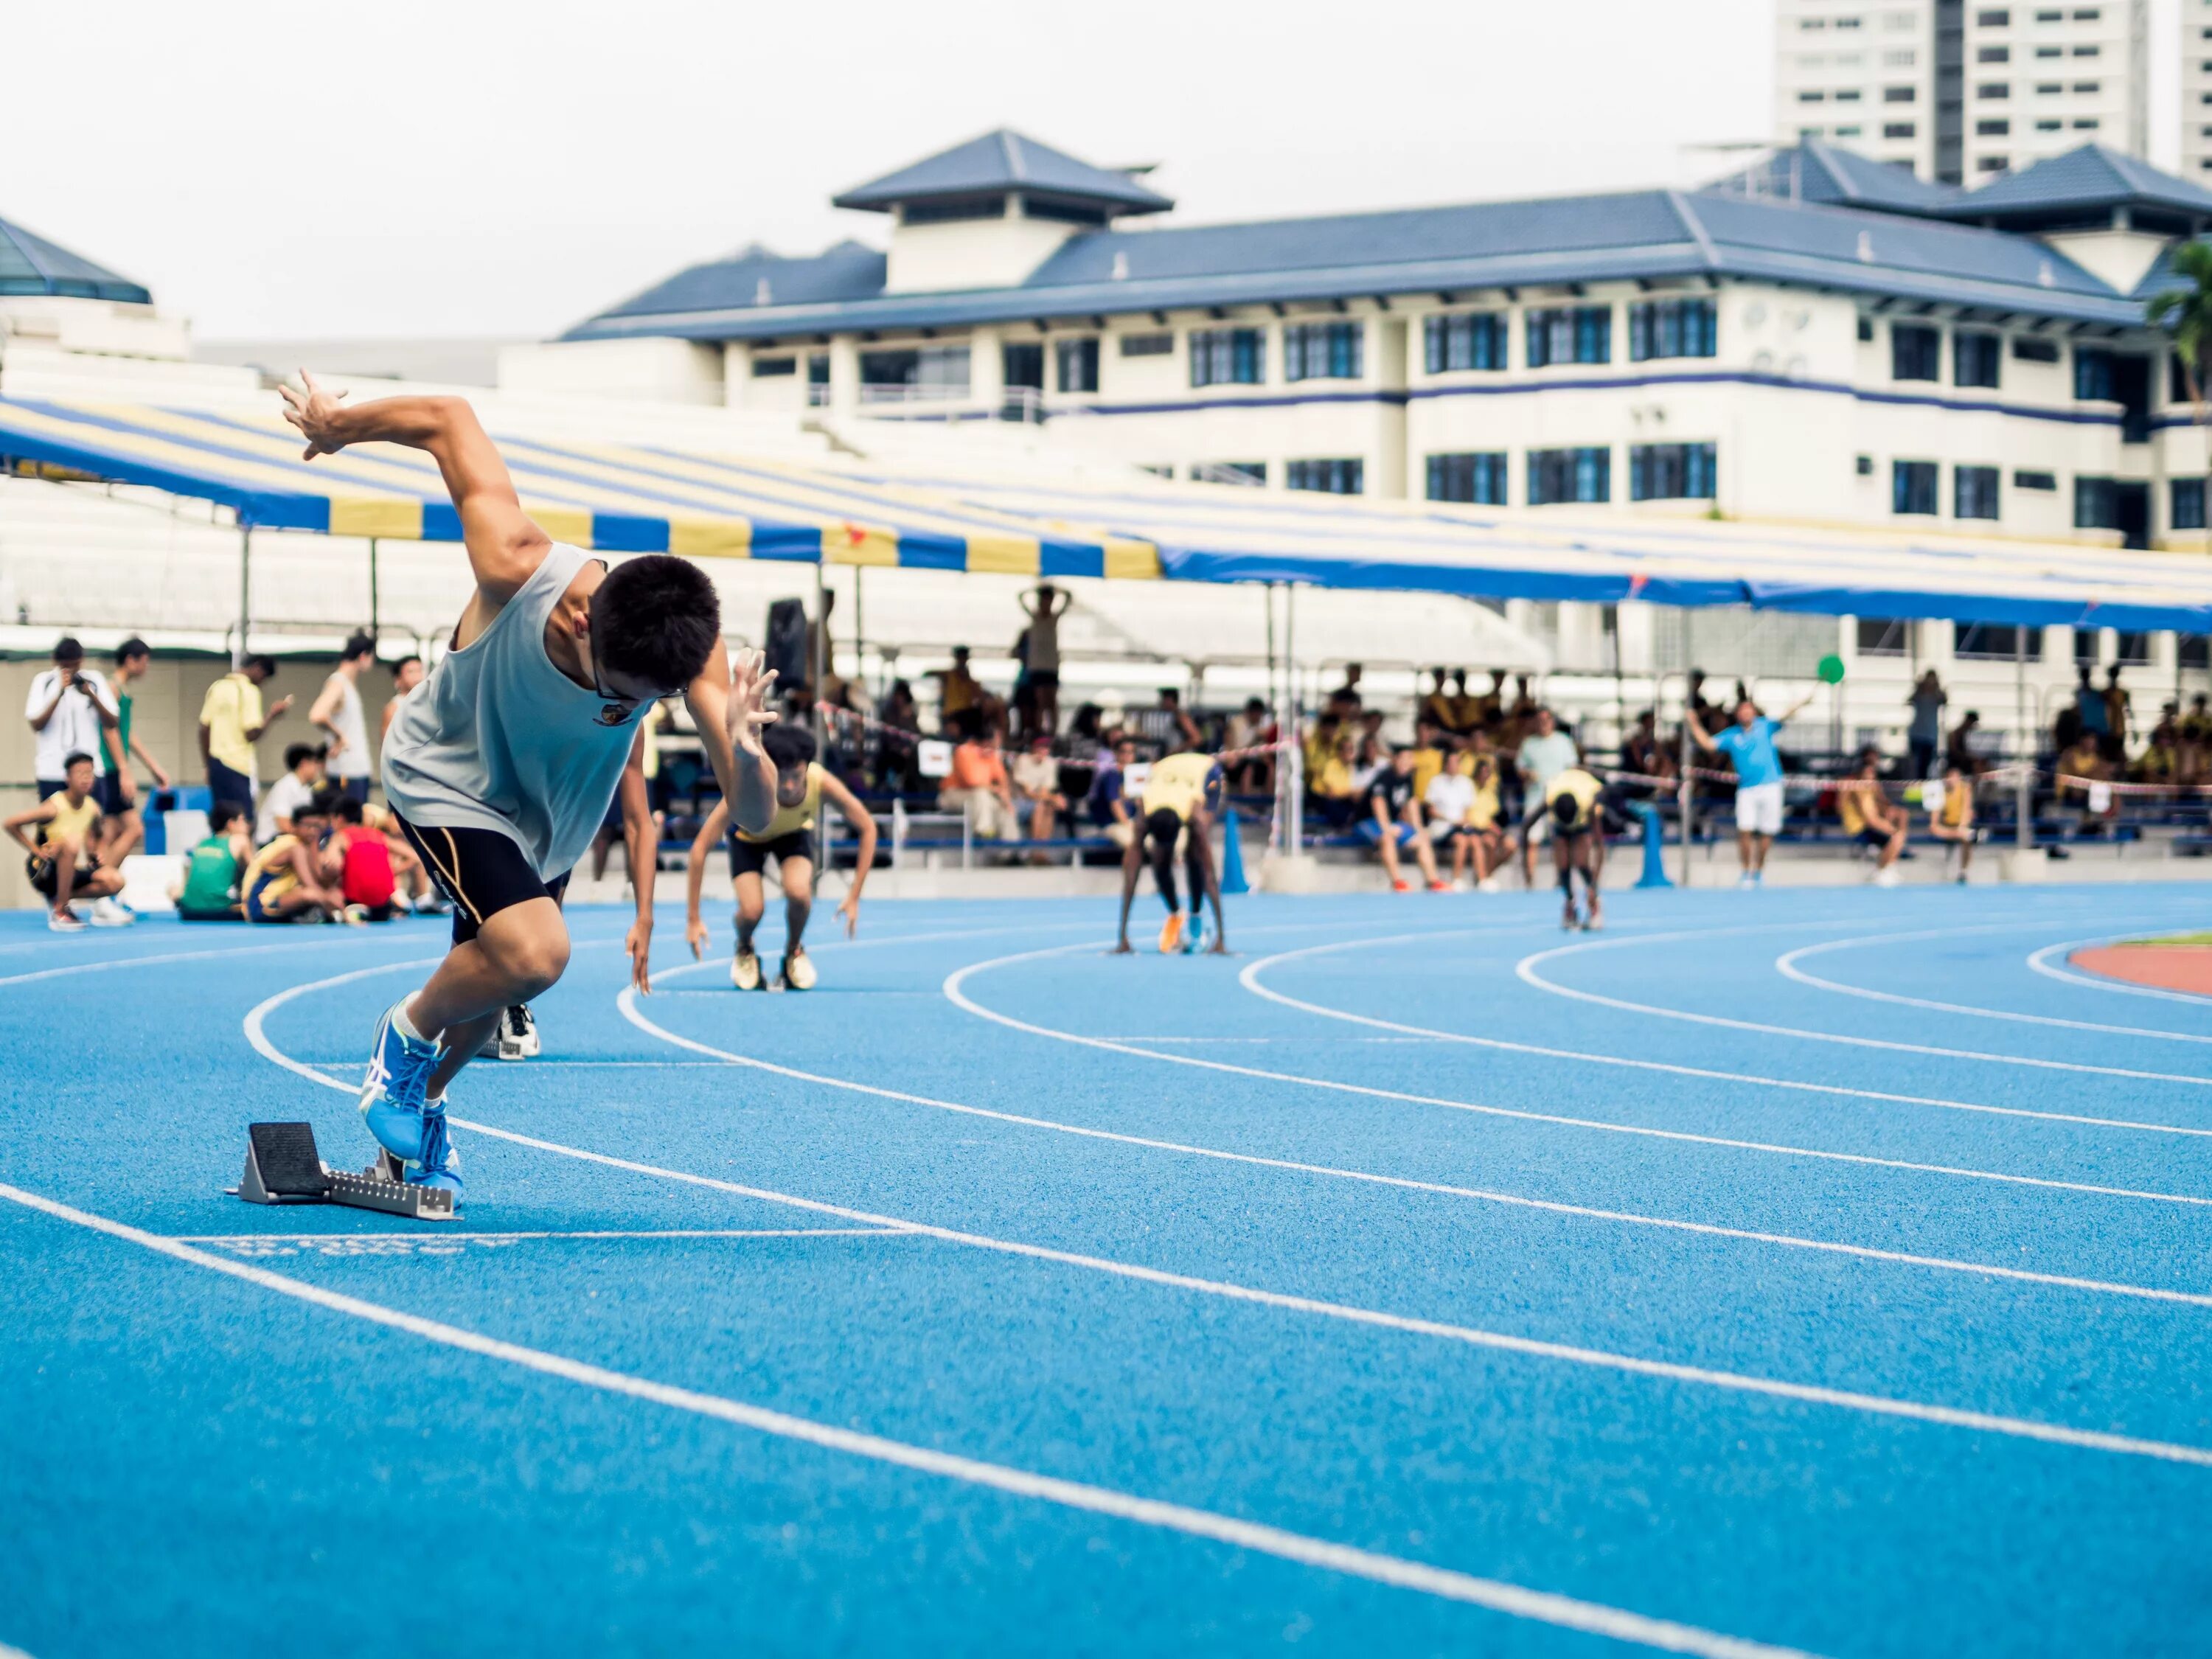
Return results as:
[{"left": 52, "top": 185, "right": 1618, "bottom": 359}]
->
[
  {"left": 1836, "top": 751, "right": 1907, "bottom": 884},
  {"left": 199, "top": 655, "right": 291, "bottom": 813},
  {"left": 1115, "top": 749, "right": 1228, "bottom": 955},
  {"left": 6, "top": 751, "right": 133, "bottom": 932},
  {"left": 1925, "top": 762, "right": 1977, "bottom": 883}
]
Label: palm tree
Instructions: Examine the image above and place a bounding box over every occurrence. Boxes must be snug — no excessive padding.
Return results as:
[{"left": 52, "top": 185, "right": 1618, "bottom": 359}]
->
[{"left": 2146, "top": 241, "right": 2212, "bottom": 516}]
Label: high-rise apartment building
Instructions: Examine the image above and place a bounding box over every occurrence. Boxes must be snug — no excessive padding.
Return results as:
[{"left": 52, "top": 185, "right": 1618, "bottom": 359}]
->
[
  {"left": 1775, "top": 0, "right": 2146, "bottom": 184},
  {"left": 2184, "top": 0, "right": 2212, "bottom": 176}
]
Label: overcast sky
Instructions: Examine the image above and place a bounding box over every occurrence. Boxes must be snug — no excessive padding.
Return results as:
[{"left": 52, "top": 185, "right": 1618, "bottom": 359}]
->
[{"left": 0, "top": 0, "right": 2185, "bottom": 343}]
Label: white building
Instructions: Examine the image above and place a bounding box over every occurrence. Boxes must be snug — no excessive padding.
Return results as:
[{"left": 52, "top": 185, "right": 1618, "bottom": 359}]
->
[
  {"left": 1775, "top": 0, "right": 2148, "bottom": 184},
  {"left": 2184, "top": 0, "right": 2212, "bottom": 177}
]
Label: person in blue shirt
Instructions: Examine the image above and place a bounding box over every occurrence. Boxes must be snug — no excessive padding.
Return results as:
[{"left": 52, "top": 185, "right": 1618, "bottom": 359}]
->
[{"left": 1688, "top": 691, "right": 1815, "bottom": 888}]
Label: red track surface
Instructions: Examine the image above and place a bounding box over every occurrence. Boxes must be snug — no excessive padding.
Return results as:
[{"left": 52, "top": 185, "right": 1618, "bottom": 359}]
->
[{"left": 2070, "top": 945, "right": 2212, "bottom": 998}]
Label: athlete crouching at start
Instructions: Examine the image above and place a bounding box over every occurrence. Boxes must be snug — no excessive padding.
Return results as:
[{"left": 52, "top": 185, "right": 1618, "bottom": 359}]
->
[
  {"left": 684, "top": 723, "right": 879, "bottom": 990},
  {"left": 1545, "top": 765, "right": 1610, "bottom": 933},
  {"left": 1114, "top": 749, "right": 1230, "bottom": 956},
  {"left": 279, "top": 372, "right": 779, "bottom": 1198}
]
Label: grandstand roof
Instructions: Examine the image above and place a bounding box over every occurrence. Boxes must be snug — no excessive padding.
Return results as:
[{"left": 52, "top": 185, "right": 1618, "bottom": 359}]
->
[
  {"left": 1705, "top": 142, "right": 1967, "bottom": 218},
  {"left": 0, "top": 216, "right": 151, "bottom": 305},
  {"left": 1938, "top": 145, "right": 2212, "bottom": 229}
]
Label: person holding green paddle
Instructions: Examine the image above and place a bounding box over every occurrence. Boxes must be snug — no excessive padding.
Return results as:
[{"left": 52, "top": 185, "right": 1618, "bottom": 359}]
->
[{"left": 1687, "top": 686, "right": 1817, "bottom": 888}]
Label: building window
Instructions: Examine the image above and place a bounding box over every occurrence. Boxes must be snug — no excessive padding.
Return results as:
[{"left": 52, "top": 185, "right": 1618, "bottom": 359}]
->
[
  {"left": 2013, "top": 468, "right": 2057, "bottom": 490},
  {"left": 2174, "top": 476, "right": 2208, "bottom": 531},
  {"left": 2115, "top": 630, "right": 2152, "bottom": 665},
  {"left": 1425, "top": 312, "right": 1508, "bottom": 372},
  {"left": 1956, "top": 464, "right": 2001, "bottom": 519},
  {"left": 1285, "top": 458, "right": 1363, "bottom": 495},
  {"left": 1189, "top": 327, "right": 1265, "bottom": 387},
  {"left": 2014, "top": 335, "right": 2059, "bottom": 363},
  {"left": 1978, "top": 44, "right": 2011, "bottom": 60},
  {"left": 1979, "top": 157, "right": 2010, "bottom": 173},
  {"left": 1976, "top": 6, "right": 2010, "bottom": 20},
  {"left": 1976, "top": 117, "right": 2011, "bottom": 135},
  {"left": 1119, "top": 332, "right": 1173, "bottom": 358},
  {"left": 1002, "top": 342, "right": 1045, "bottom": 391},
  {"left": 1857, "top": 617, "right": 1910, "bottom": 656},
  {"left": 1630, "top": 442, "right": 1718, "bottom": 501},
  {"left": 1199, "top": 462, "right": 1267, "bottom": 485},
  {"left": 1892, "top": 323, "right": 1942, "bottom": 381},
  {"left": 1283, "top": 321, "right": 1364, "bottom": 381},
  {"left": 1835, "top": 88, "right": 1863, "bottom": 101},
  {"left": 1857, "top": 316, "right": 1876, "bottom": 342},
  {"left": 1885, "top": 120, "right": 1918, "bottom": 137},
  {"left": 1893, "top": 459, "right": 1939, "bottom": 515},
  {"left": 807, "top": 352, "right": 830, "bottom": 402},
  {"left": 2076, "top": 476, "right": 2118, "bottom": 529},
  {"left": 1885, "top": 84, "right": 1916, "bottom": 100},
  {"left": 1427, "top": 451, "right": 1509, "bottom": 504},
  {"left": 1978, "top": 81, "right": 2011, "bottom": 97},
  {"left": 2072, "top": 116, "right": 2099, "bottom": 128},
  {"left": 2035, "top": 117, "right": 2062, "bottom": 130},
  {"left": 1957, "top": 623, "right": 2043, "bottom": 659},
  {"left": 751, "top": 355, "right": 796, "bottom": 378},
  {"left": 2074, "top": 347, "right": 2115, "bottom": 401},
  {"left": 1627, "top": 297, "right": 1717, "bottom": 361},
  {"left": 1800, "top": 88, "right": 1828, "bottom": 101},
  {"left": 1528, "top": 447, "right": 1612, "bottom": 505},
  {"left": 859, "top": 345, "right": 970, "bottom": 397},
  {"left": 2183, "top": 635, "right": 2211, "bottom": 671},
  {"left": 1526, "top": 305, "right": 1613, "bottom": 368},
  {"left": 1955, "top": 331, "right": 2002, "bottom": 387},
  {"left": 1055, "top": 337, "right": 1099, "bottom": 393}
]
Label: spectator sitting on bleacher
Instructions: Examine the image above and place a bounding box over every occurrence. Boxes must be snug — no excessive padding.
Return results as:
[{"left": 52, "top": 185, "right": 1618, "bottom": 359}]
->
[
  {"left": 940, "top": 712, "right": 1017, "bottom": 841},
  {"left": 173, "top": 800, "right": 252, "bottom": 921},
  {"left": 1149, "top": 686, "right": 1203, "bottom": 751},
  {"left": 1927, "top": 762, "right": 1977, "bottom": 883},
  {"left": 1409, "top": 721, "right": 1449, "bottom": 805},
  {"left": 931, "top": 646, "right": 986, "bottom": 733},
  {"left": 2183, "top": 694, "right": 2212, "bottom": 782},
  {"left": 1624, "top": 708, "right": 1677, "bottom": 782},
  {"left": 1222, "top": 698, "right": 1273, "bottom": 790},
  {"left": 1088, "top": 735, "right": 1140, "bottom": 849},
  {"left": 2101, "top": 665, "right": 2132, "bottom": 764},
  {"left": 257, "top": 743, "right": 327, "bottom": 844},
  {"left": 328, "top": 793, "right": 403, "bottom": 920},
  {"left": 1946, "top": 710, "right": 1983, "bottom": 777},
  {"left": 2056, "top": 732, "right": 2112, "bottom": 824},
  {"left": 1836, "top": 751, "right": 1907, "bottom": 885},
  {"left": 1011, "top": 731, "right": 1068, "bottom": 856},
  {"left": 1351, "top": 726, "right": 1388, "bottom": 796},
  {"left": 1422, "top": 748, "right": 1509, "bottom": 891},
  {"left": 1463, "top": 752, "right": 1517, "bottom": 891},
  {"left": 1308, "top": 732, "right": 1360, "bottom": 830},
  {"left": 6, "top": 751, "right": 132, "bottom": 933},
  {"left": 1362, "top": 747, "right": 1448, "bottom": 893},
  {"left": 240, "top": 791, "right": 348, "bottom": 923}
]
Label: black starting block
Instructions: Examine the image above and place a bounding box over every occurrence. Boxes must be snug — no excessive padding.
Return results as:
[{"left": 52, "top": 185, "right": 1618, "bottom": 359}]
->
[{"left": 229, "top": 1121, "right": 457, "bottom": 1222}]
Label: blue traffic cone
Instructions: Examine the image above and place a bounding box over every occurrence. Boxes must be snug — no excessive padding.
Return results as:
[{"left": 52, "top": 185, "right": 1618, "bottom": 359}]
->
[
  {"left": 1632, "top": 801, "right": 1673, "bottom": 889},
  {"left": 1219, "top": 807, "right": 1250, "bottom": 895}
]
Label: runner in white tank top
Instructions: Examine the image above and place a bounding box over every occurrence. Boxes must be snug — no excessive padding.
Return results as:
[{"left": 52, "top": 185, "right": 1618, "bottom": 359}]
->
[{"left": 279, "top": 372, "right": 779, "bottom": 1201}]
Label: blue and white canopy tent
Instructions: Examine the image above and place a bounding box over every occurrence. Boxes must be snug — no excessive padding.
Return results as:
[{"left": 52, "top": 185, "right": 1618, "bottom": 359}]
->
[{"left": 6, "top": 394, "right": 2212, "bottom": 631}]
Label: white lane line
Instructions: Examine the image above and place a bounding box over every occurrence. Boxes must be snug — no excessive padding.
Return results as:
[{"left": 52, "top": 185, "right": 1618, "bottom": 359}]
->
[
  {"left": 1237, "top": 931, "right": 2212, "bottom": 1143},
  {"left": 1775, "top": 929, "right": 2212, "bottom": 1044},
  {"left": 173, "top": 1227, "right": 902, "bottom": 1245},
  {"left": 0, "top": 933, "right": 432, "bottom": 990},
  {"left": 619, "top": 963, "right": 2212, "bottom": 1311},
  {"left": 1517, "top": 922, "right": 2212, "bottom": 1088},
  {"left": 943, "top": 943, "right": 2212, "bottom": 1209},
  {"left": 2027, "top": 938, "right": 2212, "bottom": 1007},
  {"left": 246, "top": 959, "right": 2212, "bottom": 1465},
  {"left": 0, "top": 1182, "right": 1820, "bottom": 1659}
]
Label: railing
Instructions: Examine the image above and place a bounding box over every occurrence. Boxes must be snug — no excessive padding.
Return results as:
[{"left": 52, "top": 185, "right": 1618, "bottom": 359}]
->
[
  {"left": 1188, "top": 462, "right": 1267, "bottom": 488},
  {"left": 858, "top": 382, "right": 970, "bottom": 406}
]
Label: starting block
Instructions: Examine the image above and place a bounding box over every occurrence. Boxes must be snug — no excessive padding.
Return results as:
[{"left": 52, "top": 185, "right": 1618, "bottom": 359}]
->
[{"left": 229, "top": 1121, "right": 457, "bottom": 1222}]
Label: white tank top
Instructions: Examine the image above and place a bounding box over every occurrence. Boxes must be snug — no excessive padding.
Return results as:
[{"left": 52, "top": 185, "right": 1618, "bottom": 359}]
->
[
  {"left": 325, "top": 672, "right": 371, "bottom": 779},
  {"left": 381, "top": 543, "right": 640, "bottom": 879}
]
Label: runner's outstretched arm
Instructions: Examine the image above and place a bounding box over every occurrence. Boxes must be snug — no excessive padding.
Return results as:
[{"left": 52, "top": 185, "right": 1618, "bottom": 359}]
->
[
  {"left": 685, "top": 800, "right": 731, "bottom": 959},
  {"left": 1190, "top": 807, "right": 1228, "bottom": 953},
  {"left": 684, "top": 650, "right": 778, "bottom": 838},
  {"left": 618, "top": 731, "right": 659, "bottom": 994},
  {"left": 816, "top": 772, "right": 879, "bottom": 937},
  {"left": 279, "top": 373, "right": 549, "bottom": 605},
  {"left": 1113, "top": 837, "right": 1143, "bottom": 953}
]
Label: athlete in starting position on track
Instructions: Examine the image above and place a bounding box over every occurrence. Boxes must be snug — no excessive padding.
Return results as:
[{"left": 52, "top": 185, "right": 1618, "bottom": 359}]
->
[
  {"left": 1113, "top": 749, "right": 1230, "bottom": 956},
  {"left": 279, "top": 372, "right": 779, "bottom": 1197},
  {"left": 1544, "top": 764, "right": 1610, "bottom": 932},
  {"left": 684, "top": 723, "right": 879, "bottom": 990}
]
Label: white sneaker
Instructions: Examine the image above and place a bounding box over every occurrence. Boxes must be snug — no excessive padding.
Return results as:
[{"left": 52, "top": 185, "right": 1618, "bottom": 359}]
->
[
  {"left": 1737, "top": 873, "right": 1757, "bottom": 890},
  {"left": 1478, "top": 877, "right": 1502, "bottom": 894},
  {"left": 1873, "top": 866, "right": 1900, "bottom": 888},
  {"left": 47, "top": 909, "right": 85, "bottom": 933},
  {"left": 89, "top": 897, "right": 134, "bottom": 927}
]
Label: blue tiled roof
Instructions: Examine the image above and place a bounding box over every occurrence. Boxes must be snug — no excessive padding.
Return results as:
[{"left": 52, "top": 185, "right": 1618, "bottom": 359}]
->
[
  {"left": 1707, "top": 142, "right": 1965, "bottom": 217},
  {"left": 571, "top": 240, "right": 886, "bottom": 331},
  {"left": 0, "top": 216, "right": 150, "bottom": 305},
  {"left": 565, "top": 176, "right": 2139, "bottom": 344},
  {"left": 1941, "top": 144, "right": 2212, "bottom": 221},
  {"left": 832, "top": 129, "right": 1172, "bottom": 215}
]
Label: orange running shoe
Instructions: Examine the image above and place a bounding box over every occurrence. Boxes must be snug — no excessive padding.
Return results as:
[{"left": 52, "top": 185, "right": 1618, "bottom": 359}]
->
[{"left": 1158, "top": 911, "right": 1185, "bottom": 953}]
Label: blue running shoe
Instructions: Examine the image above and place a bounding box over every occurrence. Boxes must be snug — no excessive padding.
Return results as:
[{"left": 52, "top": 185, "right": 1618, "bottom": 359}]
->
[
  {"left": 1183, "top": 913, "right": 1206, "bottom": 955},
  {"left": 359, "top": 999, "right": 439, "bottom": 1164},
  {"left": 409, "top": 1104, "right": 464, "bottom": 1195}
]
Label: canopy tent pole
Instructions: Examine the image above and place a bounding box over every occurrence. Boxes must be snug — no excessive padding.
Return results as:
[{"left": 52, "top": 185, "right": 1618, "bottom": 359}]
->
[
  {"left": 1285, "top": 582, "right": 1304, "bottom": 858},
  {"left": 234, "top": 526, "right": 251, "bottom": 669},
  {"left": 1264, "top": 582, "right": 1279, "bottom": 851},
  {"left": 1675, "top": 611, "right": 1694, "bottom": 886},
  {"left": 369, "top": 538, "right": 380, "bottom": 647},
  {"left": 2015, "top": 630, "right": 2031, "bottom": 851},
  {"left": 815, "top": 561, "right": 831, "bottom": 869},
  {"left": 854, "top": 566, "right": 866, "bottom": 704}
]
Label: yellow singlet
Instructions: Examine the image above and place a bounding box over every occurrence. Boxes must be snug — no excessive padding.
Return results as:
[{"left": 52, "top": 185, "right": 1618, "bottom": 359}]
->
[
  {"left": 738, "top": 762, "right": 824, "bottom": 844},
  {"left": 1544, "top": 767, "right": 1604, "bottom": 832},
  {"left": 1141, "top": 752, "right": 1221, "bottom": 821}
]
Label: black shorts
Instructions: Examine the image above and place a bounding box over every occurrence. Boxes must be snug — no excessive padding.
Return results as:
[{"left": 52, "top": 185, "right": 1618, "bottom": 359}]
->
[
  {"left": 96, "top": 773, "right": 130, "bottom": 815},
  {"left": 1853, "top": 826, "right": 1892, "bottom": 849},
  {"left": 730, "top": 829, "right": 813, "bottom": 877},
  {"left": 395, "top": 817, "right": 570, "bottom": 945}
]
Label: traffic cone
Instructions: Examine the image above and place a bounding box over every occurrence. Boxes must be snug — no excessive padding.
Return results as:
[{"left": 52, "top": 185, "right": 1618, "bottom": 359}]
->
[
  {"left": 1632, "top": 801, "right": 1673, "bottom": 889},
  {"left": 1219, "top": 807, "right": 1250, "bottom": 895}
]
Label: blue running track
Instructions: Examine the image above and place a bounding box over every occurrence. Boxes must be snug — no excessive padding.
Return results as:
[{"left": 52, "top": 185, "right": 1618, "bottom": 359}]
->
[{"left": 2, "top": 883, "right": 2209, "bottom": 1658}]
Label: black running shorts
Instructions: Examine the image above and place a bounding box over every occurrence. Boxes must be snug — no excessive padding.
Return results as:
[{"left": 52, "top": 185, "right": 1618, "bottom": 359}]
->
[
  {"left": 394, "top": 817, "right": 570, "bottom": 945},
  {"left": 729, "top": 829, "right": 813, "bottom": 877}
]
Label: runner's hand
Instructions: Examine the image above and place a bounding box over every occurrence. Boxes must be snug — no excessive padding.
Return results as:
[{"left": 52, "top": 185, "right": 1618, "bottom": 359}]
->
[
  {"left": 686, "top": 915, "right": 709, "bottom": 959},
  {"left": 278, "top": 369, "right": 352, "bottom": 459},
  {"left": 725, "top": 647, "right": 779, "bottom": 761},
  {"left": 838, "top": 892, "right": 860, "bottom": 939},
  {"left": 625, "top": 916, "right": 653, "bottom": 994}
]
